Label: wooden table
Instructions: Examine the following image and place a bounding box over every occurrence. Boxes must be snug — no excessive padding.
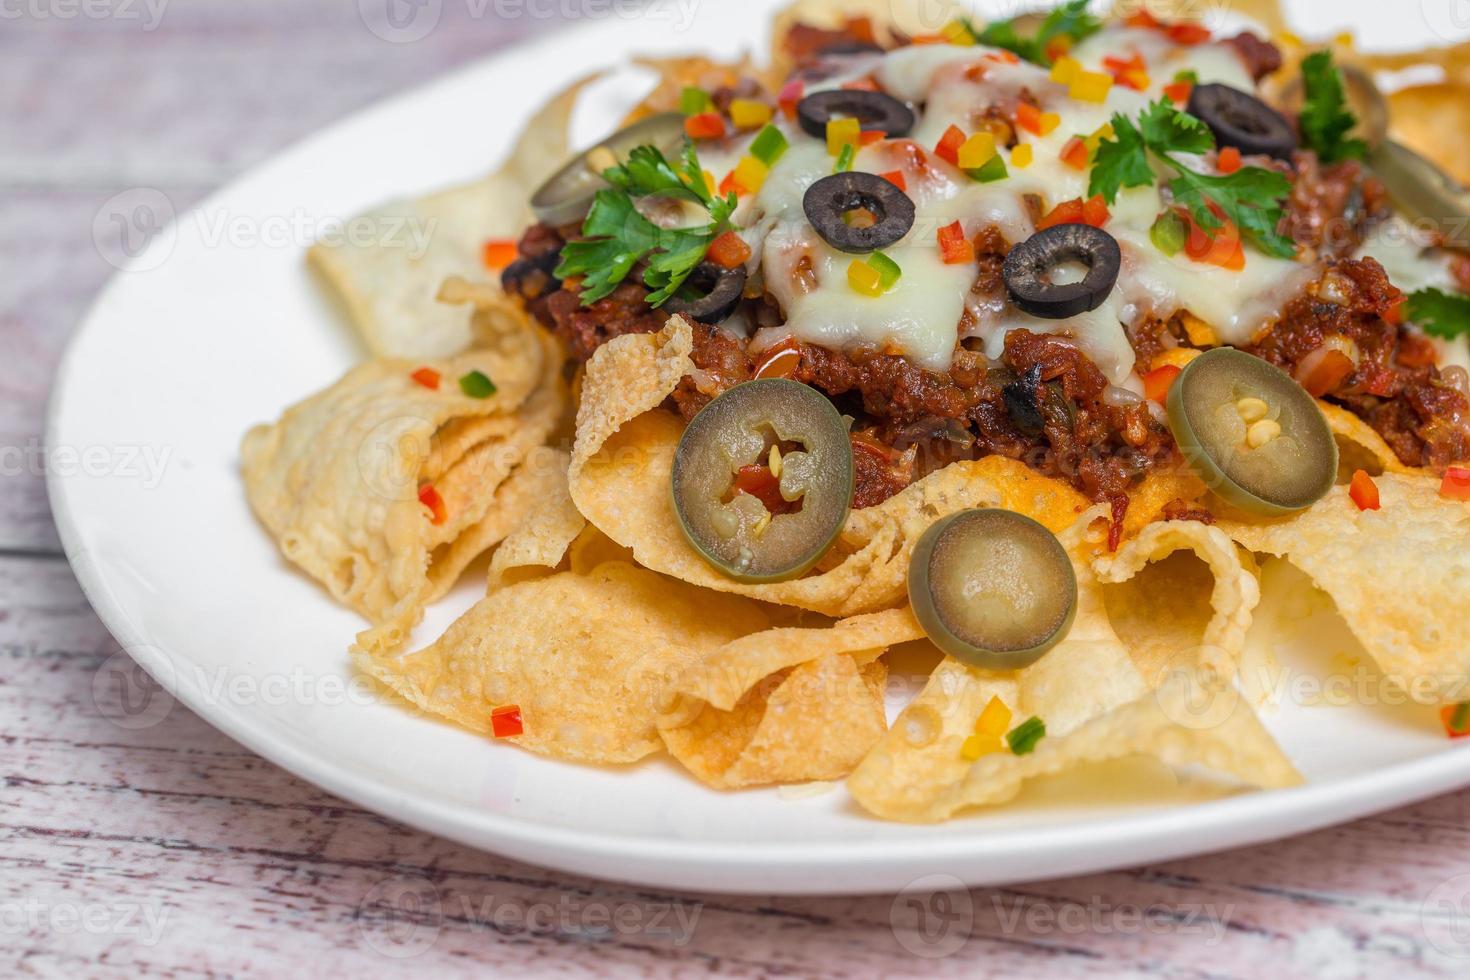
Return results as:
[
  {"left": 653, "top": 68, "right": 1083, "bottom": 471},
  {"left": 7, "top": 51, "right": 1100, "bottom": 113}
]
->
[{"left": 4, "top": 3, "right": 1468, "bottom": 975}]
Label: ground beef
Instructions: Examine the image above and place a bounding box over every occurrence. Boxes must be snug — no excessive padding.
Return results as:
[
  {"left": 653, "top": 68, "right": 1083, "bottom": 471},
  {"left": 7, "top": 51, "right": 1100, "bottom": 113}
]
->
[
  {"left": 1224, "top": 32, "right": 1283, "bottom": 81},
  {"left": 671, "top": 321, "right": 752, "bottom": 420},
  {"left": 1282, "top": 151, "right": 1391, "bottom": 260},
  {"left": 1247, "top": 257, "right": 1470, "bottom": 468}
]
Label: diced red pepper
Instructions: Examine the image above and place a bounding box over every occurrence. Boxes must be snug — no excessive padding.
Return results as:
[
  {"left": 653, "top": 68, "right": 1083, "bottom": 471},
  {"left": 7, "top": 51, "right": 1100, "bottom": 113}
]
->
[
  {"left": 880, "top": 169, "right": 907, "bottom": 192},
  {"left": 1042, "top": 37, "right": 1070, "bottom": 64},
  {"left": 753, "top": 338, "right": 802, "bottom": 380},
  {"left": 1384, "top": 297, "right": 1407, "bottom": 327},
  {"left": 418, "top": 484, "right": 447, "bottom": 526},
  {"left": 1125, "top": 10, "right": 1161, "bottom": 29},
  {"left": 989, "top": 49, "right": 1021, "bottom": 65},
  {"left": 842, "top": 76, "right": 881, "bottom": 92},
  {"left": 732, "top": 463, "right": 792, "bottom": 514},
  {"left": 1442, "top": 703, "right": 1470, "bottom": 738},
  {"left": 1143, "top": 364, "right": 1182, "bottom": 403},
  {"left": 482, "top": 239, "right": 517, "bottom": 270},
  {"left": 1015, "top": 102, "right": 1043, "bottom": 136},
  {"left": 1217, "top": 146, "right": 1242, "bottom": 175},
  {"left": 1442, "top": 467, "right": 1470, "bottom": 501},
  {"left": 410, "top": 367, "right": 440, "bottom": 390},
  {"left": 490, "top": 705, "right": 524, "bottom": 738},
  {"left": 859, "top": 129, "right": 887, "bottom": 146},
  {"left": 1298, "top": 349, "right": 1356, "bottom": 397},
  {"left": 1038, "top": 196, "right": 1108, "bottom": 231},
  {"left": 935, "top": 125, "right": 966, "bottom": 167},
  {"left": 937, "top": 220, "right": 975, "bottom": 265},
  {"left": 684, "top": 112, "right": 727, "bottom": 140},
  {"left": 707, "top": 230, "right": 751, "bottom": 269},
  {"left": 1163, "top": 80, "right": 1193, "bottom": 104},
  {"left": 1059, "top": 136, "right": 1090, "bottom": 171},
  {"left": 1167, "top": 23, "right": 1212, "bottom": 45},
  {"left": 778, "top": 79, "right": 804, "bottom": 120},
  {"left": 1349, "top": 470, "right": 1381, "bottom": 511}
]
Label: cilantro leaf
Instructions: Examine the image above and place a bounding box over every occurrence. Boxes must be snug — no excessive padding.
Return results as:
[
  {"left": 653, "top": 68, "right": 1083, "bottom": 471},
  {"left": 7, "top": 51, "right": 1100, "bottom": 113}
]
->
[
  {"left": 1406, "top": 287, "right": 1470, "bottom": 340},
  {"left": 1088, "top": 113, "right": 1154, "bottom": 202},
  {"left": 1299, "top": 50, "right": 1366, "bottom": 164},
  {"left": 1163, "top": 163, "right": 1296, "bottom": 257},
  {"left": 556, "top": 140, "right": 737, "bottom": 307},
  {"left": 972, "top": 0, "right": 1100, "bottom": 66},
  {"left": 1089, "top": 100, "right": 1296, "bottom": 258}
]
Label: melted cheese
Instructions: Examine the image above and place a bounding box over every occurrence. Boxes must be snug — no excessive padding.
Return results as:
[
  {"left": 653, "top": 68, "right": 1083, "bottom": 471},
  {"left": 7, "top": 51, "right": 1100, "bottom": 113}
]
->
[
  {"left": 1355, "top": 218, "right": 1470, "bottom": 371},
  {"left": 694, "top": 27, "right": 1447, "bottom": 383}
]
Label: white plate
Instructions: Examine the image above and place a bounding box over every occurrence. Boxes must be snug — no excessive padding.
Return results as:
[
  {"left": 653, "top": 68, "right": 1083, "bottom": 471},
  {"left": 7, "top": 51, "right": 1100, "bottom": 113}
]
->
[{"left": 49, "top": 1, "right": 1470, "bottom": 894}]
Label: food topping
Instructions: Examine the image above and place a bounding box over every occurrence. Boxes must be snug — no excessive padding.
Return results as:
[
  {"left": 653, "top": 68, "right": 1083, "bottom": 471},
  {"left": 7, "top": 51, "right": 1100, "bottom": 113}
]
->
[
  {"left": 802, "top": 171, "right": 916, "bottom": 253},
  {"left": 796, "top": 89, "right": 915, "bottom": 141},
  {"left": 672, "top": 379, "right": 853, "bottom": 582},
  {"left": 664, "top": 262, "right": 748, "bottom": 323},
  {"left": 1003, "top": 224, "right": 1121, "bottom": 319},
  {"left": 529, "top": 112, "right": 686, "bottom": 227},
  {"left": 1187, "top": 83, "right": 1297, "bottom": 159},
  {"left": 908, "top": 509, "right": 1078, "bottom": 670}
]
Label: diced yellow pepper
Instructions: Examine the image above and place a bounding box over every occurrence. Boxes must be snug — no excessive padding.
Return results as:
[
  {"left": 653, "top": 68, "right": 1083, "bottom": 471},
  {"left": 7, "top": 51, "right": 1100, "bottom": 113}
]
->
[
  {"left": 1334, "top": 31, "right": 1354, "bottom": 49},
  {"left": 961, "top": 733, "right": 1005, "bottom": 761},
  {"left": 1083, "top": 121, "right": 1116, "bottom": 153},
  {"left": 1010, "top": 143, "right": 1033, "bottom": 168},
  {"left": 1050, "top": 55, "right": 1082, "bottom": 85},
  {"left": 847, "top": 259, "right": 883, "bottom": 297},
  {"left": 827, "top": 117, "right": 861, "bottom": 155},
  {"left": 1277, "top": 30, "right": 1303, "bottom": 49},
  {"left": 730, "top": 98, "right": 773, "bottom": 129},
  {"left": 974, "top": 696, "right": 1012, "bottom": 737},
  {"left": 1069, "top": 70, "right": 1114, "bottom": 103},
  {"left": 957, "top": 132, "right": 997, "bottom": 170},
  {"left": 732, "top": 155, "right": 769, "bottom": 194},
  {"left": 702, "top": 170, "right": 717, "bottom": 195},
  {"left": 1038, "top": 111, "right": 1061, "bottom": 136},
  {"left": 941, "top": 19, "right": 975, "bottom": 46}
]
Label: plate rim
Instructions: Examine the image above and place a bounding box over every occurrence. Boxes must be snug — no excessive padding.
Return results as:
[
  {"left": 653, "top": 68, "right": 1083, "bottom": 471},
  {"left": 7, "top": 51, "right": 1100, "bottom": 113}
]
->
[{"left": 44, "top": 15, "right": 1470, "bottom": 896}]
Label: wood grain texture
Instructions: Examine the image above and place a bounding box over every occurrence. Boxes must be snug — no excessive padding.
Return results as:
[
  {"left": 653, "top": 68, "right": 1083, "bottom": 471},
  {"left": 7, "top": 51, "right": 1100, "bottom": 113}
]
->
[{"left": 5, "top": 1, "right": 1470, "bottom": 976}]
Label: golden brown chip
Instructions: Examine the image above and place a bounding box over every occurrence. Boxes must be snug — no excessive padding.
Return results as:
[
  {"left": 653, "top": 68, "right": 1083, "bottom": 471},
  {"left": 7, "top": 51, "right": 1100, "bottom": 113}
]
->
[
  {"left": 485, "top": 449, "right": 586, "bottom": 592},
  {"left": 308, "top": 75, "right": 599, "bottom": 358},
  {"left": 848, "top": 513, "right": 1278, "bottom": 821},
  {"left": 355, "top": 561, "right": 770, "bottom": 764},
  {"left": 1219, "top": 474, "right": 1470, "bottom": 702}
]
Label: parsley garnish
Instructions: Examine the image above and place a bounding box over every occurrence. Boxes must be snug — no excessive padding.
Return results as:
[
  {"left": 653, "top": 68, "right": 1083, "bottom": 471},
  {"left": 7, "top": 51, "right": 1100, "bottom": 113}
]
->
[
  {"left": 555, "top": 142, "right": 738, "bottom": 307},
  {"left": 966, "top": 0, "right": 1101, "bottom": 66},
  {"left": 1090, "top": 100, "right": 1296, "bottom": 258},
  {"left": 1299, "top": 50, "right": 1366, "bottom": 164},
  {"left": 1406, "top": 288, "right": 1470, "bottom": 340}
]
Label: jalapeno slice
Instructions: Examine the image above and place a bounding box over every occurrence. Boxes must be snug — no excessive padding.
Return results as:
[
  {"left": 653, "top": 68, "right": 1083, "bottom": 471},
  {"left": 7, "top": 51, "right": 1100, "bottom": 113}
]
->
[
  {"left": 530, "top": 112, "right": 686, "bottom": 227},
  {"left": 672, "top": 379, "right": 854, "bottom": 582},
  {"left": 908, "top": 509, "right": 1077, "bottom": 670},
  {"left": 1165, "top": 347, "right": 1338, "bottom": 516}
]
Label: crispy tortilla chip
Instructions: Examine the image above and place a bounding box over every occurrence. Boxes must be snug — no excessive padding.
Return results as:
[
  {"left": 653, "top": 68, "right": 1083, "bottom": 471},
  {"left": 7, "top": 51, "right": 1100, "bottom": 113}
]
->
[
  {"left": 570, "top": 316, "right": 1196, "bottom": 616},
  {"left": 1219, "top": 474, "right": 1470, "bottom": 702},
  {"left": 308, "top": 75, "right": 598, "bottom": 358},
  {"left": 485, "top": 449, "right": 586, "bottom": 592},
  {"left": 661, "top": 654, "right": 889, "bottom": 789},
  {"left": 243, "top": 300, "right": 562, "bottom": 647},
  {"left": 1095, "top": 521, "right": 1260, "bottom": 687},
  {"left": 356, "top": 561, "right": 769, "bottom": 764},
  {"left": 848, "top": 511, "right": 1279, "bottom": 821}
]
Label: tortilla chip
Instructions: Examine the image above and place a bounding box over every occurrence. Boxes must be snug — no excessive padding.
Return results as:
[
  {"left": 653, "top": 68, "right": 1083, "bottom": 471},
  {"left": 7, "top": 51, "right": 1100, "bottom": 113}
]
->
[
  {"left": 1095, "top": 521, "right": 1260, "bottom": 687},
  {"left": 485, "top": 449, "right": 586, "bottom": 592},
  {"left": 1219, "top": 474, "right": 1470, "bottom": 703},
  {"left": 356, "top": 561, "right": 770, "bottom": 764},
  {"left": 308, "top": 75, "right": 598, "bottom": 358},
  {"left": 242, "top": 297, "right": 561, "bottom": 645},
  {"left": 848, "top": 510, "right": 1281, "bottom": 821},
  {"left": 661, "top": 654, "right": 889, "bottom": 789}
]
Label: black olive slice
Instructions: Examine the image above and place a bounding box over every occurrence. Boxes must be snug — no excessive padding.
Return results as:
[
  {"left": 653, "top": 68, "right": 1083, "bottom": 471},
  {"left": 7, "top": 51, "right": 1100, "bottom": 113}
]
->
[
  {"left": 908, "top": 509, "right": 1078, "bottom": 670},
  {"left": 1187, "top": 83, "right": 1296, "bottom": 159},
  {"left": 672, "top": 379, "right": 854, "bottom": 583},
  {"left": 1165, "top": 348, "right": 1338, "bottom": 516},
  {"left": 803, "top": 172, "right": 915, "bottom": 253},
  {"left": 1003, "top": 224, "right": 1121, "bottom": 319},
  {"left": 1002, "top": 365, "right": 1046, "bottom": 436},
  {"left": 530, "top": 112, "right": 686, "bottom": 227},
  {"left": 664, "top": 262, "right": 747, "bottom": 323},
  {"left": 796, "top": 89, "right": 915, "bottom": 140}
]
